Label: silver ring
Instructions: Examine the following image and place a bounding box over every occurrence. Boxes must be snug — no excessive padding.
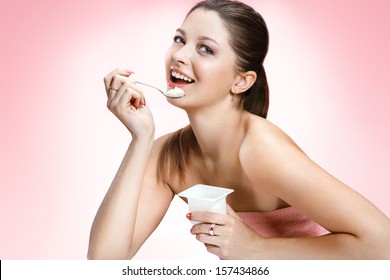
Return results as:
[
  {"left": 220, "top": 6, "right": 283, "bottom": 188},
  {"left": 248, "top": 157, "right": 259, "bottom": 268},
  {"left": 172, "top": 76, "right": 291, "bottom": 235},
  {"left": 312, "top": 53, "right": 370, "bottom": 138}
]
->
[{"left": 209, "top": 223, "right": 216, "bottom": 236}]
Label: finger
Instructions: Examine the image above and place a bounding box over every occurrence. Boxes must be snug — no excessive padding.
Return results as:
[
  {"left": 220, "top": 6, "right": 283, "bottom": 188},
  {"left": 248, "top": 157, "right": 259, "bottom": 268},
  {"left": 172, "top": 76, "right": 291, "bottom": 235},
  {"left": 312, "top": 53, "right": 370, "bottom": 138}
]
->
[
  {"left": 111, "top": 79, "right": 132, "bottom": 106},
  {"left": 104, "top": 70, "right": 117, "bottom": 93},
  {"left": 104, "top": 69, "right": 134, "bottom": 93},
  {"left": 111, "top": 87, "right": 142, "bottom": 113},
  {"left": 107, "top": 85, "right": 130, "bottom": 112},
  {"left": 205, "top": 244, "right": 222, "bottom": 258},
  {"left": 226, "top": 204, "right": 240, "bottom": 219},
  {"left": 116, "top": 89, "right": 135, "bottom": 112},
  {"left": 196, "top": 233, "right": 219, "bottom": 247},
  {"left": 140, "top": 96, "right": 146, "bottom": 107},
  {"left": 131, "top": 94, "right": 142, "bottom": 109},
  {"left": 189, "top": 211, "right": 227, "bottom": 225},
  {"left": 109, "top": 74, "right": 125, "bottom": 95},
  {"left": 108, "top": 78, "right": 137, "bottom": 109},
  {"left": 191, "top": 223, "right": 220, "bottom": 236},
  {"left": 104, "top": 69, "right": 134, "bottom": 91},
  {"left": 111, "top": 74, "right": 138, "bottom": 99},
  {"left": 120, "top": 82, "right": 145, "bottom": 109},
  {"left": 106, "top": 87, "right": 119, "bottom": 109}
]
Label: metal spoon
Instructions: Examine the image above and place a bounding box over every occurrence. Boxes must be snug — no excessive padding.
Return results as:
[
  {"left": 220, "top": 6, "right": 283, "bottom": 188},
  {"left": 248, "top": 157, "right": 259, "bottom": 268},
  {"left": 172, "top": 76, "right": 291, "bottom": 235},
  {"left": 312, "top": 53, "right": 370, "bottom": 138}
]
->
[{"left": 135, "top": 81, "right": 185, "bottom": 98}]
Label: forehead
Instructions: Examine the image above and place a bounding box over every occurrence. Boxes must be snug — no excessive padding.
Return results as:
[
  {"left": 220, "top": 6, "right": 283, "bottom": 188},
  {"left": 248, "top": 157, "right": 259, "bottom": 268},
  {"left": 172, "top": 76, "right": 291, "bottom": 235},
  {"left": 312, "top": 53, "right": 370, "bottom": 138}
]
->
[{"left": 180, "top": 8, "right": 230, "bottom": 46}]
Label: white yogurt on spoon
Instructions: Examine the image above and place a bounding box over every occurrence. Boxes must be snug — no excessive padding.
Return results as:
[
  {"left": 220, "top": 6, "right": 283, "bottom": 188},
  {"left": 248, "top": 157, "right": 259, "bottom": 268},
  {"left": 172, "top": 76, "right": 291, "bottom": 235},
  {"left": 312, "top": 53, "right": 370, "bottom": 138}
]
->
[{"left": 165, "top": 86, "right": 185, "bottom": 98}]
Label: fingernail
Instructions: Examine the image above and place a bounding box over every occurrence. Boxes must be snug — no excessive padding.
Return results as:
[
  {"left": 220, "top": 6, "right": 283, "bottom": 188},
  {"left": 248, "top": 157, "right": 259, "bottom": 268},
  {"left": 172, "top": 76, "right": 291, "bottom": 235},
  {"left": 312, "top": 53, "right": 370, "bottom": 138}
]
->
[
  {"left": 124, "top": 69, "right": 134, "bottom": 75},
  {"left": 186, "top": 213, "right": 192, "bottom": 220}
]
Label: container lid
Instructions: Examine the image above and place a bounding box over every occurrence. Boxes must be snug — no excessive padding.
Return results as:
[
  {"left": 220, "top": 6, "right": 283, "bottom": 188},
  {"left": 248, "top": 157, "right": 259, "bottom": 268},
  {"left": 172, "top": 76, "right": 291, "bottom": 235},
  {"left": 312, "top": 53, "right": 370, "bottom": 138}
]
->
[{"left": 178, "top": 184, "right": 234, "bottom": 201}]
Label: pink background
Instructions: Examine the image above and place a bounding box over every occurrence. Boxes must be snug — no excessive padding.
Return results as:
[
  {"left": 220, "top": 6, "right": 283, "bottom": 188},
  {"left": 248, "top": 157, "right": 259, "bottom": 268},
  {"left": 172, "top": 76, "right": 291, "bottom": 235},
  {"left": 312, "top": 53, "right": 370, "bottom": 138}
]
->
[{"left": 0, "top": 0, "right": 389, "bottom": 259}]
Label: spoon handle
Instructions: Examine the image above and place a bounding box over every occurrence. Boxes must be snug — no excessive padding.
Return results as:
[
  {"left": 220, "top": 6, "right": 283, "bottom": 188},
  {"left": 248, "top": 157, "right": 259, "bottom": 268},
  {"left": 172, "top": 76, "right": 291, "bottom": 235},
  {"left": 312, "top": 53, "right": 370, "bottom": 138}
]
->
[
  {"left": 135, "top": 80, "right": 185, "bottom": 98},
  {"left": 135, "top": 81, "right": 164, "bottom": 95}
]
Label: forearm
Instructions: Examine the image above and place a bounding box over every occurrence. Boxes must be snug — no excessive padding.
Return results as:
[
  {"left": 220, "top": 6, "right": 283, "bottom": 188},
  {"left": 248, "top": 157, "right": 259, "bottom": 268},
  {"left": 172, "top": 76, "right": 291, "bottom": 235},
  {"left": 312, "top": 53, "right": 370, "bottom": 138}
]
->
[
  {"left": 88, "top": 136, "right": 154, "bottom": 259},
  {"left": 254, "top": 232, "right": 390, "bottom": 260}
]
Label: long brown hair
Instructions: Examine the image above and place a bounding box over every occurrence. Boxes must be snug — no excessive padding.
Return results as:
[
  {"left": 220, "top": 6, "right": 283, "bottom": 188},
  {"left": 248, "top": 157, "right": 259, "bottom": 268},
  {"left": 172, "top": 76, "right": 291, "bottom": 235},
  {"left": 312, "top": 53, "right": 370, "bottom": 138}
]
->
[{"left": 158, "top": 0, "right": 270, "bottom": 184}]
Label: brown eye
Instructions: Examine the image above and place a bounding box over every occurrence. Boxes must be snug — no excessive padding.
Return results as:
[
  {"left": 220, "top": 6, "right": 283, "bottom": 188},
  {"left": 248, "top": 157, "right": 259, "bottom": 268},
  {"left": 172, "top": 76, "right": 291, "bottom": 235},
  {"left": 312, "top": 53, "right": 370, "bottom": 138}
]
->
[
  {"left": 173, "top": 35, "right": 185, "bottom": 45},
  {"left": 198, "top": 44, "right": 214, "bottom": 55}
]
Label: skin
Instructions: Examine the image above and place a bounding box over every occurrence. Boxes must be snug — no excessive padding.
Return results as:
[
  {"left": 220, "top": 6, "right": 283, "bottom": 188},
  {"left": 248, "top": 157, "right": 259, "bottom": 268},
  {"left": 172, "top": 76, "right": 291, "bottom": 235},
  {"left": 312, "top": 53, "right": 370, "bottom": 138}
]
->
[{"left": 88, "top": 8, "right": 390, "bottom": 259}]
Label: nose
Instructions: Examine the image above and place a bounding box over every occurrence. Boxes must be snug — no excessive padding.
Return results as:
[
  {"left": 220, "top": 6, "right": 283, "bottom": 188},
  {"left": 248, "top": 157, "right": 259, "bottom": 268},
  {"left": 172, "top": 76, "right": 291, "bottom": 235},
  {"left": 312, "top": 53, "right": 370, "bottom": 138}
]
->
[{"left": 172, "top": 44, "right": 192, "bottom": 65}]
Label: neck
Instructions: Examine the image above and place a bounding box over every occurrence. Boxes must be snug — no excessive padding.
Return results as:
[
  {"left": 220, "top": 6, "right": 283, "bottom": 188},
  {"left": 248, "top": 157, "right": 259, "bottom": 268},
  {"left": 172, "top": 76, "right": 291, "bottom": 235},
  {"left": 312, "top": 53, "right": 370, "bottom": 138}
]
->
[{"left": 187, "top": 104, "right": 247, "bottom": 162}]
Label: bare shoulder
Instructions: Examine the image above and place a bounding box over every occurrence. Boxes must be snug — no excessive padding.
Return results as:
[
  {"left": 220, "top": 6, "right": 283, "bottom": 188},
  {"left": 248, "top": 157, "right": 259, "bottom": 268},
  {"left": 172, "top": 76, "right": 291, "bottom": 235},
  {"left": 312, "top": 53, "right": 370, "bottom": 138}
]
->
[
  {"left": 149, "top": 131, "right": 178, "bottom": 157},
  {"left": 239, "top": 114, "right": 308, "bottom": 185},
  {"left": 240, "top": 114, "right": 303, "bottom": 159}
]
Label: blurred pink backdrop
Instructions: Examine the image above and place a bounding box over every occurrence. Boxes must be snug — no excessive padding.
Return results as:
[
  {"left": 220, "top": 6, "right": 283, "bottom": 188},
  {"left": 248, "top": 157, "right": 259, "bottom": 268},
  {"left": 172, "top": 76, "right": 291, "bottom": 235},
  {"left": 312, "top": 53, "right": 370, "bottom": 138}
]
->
[{"left": 0, "top": 0, "right": 389, "bottom": 259}]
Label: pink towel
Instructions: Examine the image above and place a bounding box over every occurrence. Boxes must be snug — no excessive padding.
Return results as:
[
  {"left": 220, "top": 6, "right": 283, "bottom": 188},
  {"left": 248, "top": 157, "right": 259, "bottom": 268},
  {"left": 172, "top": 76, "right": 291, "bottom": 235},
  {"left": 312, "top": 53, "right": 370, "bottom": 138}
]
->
[{"left": 237, "top": 207, "right": 329, "bottom": 238}]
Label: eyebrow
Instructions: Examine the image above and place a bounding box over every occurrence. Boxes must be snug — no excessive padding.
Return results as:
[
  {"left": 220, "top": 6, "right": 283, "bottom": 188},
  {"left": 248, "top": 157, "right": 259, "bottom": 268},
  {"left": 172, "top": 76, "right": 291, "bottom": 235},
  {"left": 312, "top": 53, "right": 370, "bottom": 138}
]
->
[{"left": 176, "top": 28, "right": 220, "bottom": 46}]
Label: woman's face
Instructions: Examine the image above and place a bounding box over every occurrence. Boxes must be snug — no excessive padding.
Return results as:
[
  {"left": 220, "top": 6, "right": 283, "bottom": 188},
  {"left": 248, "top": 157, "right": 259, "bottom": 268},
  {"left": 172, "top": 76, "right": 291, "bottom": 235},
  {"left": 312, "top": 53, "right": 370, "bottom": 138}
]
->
[{"left": 165, "top": 8, "right": 238, "bottom": 110}]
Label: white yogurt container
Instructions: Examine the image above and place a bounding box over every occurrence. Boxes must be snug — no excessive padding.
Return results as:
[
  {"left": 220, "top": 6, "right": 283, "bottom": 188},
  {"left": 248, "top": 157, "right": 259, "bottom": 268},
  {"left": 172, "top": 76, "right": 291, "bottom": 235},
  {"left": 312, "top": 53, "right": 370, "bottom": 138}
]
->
[{"left": 178, "top": 184, "right": 234, "bottom": 224}]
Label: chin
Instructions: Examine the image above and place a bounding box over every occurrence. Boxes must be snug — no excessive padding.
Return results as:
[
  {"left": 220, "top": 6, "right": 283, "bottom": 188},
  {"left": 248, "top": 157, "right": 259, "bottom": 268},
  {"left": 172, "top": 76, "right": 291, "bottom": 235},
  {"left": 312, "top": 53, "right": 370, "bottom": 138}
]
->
[{"left": 166, "top": 96, "right": 184, "bottom": 106}]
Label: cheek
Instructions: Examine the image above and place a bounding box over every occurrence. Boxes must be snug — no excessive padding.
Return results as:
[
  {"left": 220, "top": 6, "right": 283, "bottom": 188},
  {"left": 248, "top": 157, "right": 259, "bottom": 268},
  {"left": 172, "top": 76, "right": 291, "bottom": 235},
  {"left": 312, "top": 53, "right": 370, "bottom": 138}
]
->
[
  {"left": 201, "top": 56, "right": 235, "bottom": 76},
  {"left": 201, "top": 61, "right": 235, "bottom": 90},
  {"left": 165, "top": 46, "right": 174, "bottom": 67}
]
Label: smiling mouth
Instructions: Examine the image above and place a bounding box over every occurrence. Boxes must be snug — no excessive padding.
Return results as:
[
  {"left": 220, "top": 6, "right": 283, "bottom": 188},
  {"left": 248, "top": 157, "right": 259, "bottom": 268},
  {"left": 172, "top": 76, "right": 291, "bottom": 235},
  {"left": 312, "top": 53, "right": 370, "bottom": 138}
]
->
[{"left": 171, "top": 70, "right": 194, "bottom": 84}]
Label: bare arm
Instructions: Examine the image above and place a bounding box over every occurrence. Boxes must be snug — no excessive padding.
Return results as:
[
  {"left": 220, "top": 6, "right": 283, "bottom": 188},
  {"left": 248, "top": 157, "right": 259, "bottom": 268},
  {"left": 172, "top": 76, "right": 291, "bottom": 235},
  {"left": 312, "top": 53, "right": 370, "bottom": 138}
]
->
[
  {"left": 88, "top": 70, "right": 174, "bottom": 259},
  {"left": 240, "top": 126, "right": 390, "bottom": 259}
]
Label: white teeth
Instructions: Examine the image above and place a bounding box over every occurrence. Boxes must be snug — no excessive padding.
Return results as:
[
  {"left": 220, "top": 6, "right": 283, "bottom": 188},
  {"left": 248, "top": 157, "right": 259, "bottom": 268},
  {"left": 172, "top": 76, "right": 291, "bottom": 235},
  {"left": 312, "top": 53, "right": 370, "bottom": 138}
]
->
[{"left": 171, "top": 71, "right": 193, "bottom": 82}]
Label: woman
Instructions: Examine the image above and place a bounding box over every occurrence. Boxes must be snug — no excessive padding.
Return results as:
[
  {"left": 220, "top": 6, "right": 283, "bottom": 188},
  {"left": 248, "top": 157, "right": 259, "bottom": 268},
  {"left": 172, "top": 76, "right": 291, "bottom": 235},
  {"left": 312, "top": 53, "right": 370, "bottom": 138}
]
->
[{"left": 88, "top": 0, "right": 390, "bottom": 259}]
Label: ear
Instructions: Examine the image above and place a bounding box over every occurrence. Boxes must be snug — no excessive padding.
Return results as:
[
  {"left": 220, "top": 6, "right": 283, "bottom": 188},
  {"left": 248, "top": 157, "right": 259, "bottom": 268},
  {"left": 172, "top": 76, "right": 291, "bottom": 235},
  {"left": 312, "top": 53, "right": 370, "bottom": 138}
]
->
[{"left": 231, "top": 70, "right": 257, "bottom": 95}]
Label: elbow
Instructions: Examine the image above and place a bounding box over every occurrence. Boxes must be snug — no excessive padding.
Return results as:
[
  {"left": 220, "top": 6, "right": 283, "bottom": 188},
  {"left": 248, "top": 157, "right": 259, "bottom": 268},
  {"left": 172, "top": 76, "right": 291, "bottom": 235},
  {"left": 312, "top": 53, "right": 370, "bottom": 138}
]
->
[
  {"left": 87, "top": 251, "right": 132, "bottom": 260},
  {"left": 87, "top": 248, "right": 102, "bottom": 260},
  {"left": 87, "top": 245, "right": 134, "bottom": 260},
  {"left": 377, "top": 226, "right": 390, "bottom": 259},
  {"left": 87, "top": 241, "right": 105, "bottom": 260},
  {"left": 87, "top": 247, "right": 103, "bottom": 260},
  {"left": 87, "top": 251, "right": 97, "bottom": 260},
  {"left": 371, "top": 237, "right": 390, "bottom": 259},
  {"left": 360, "top": 222, "right": 390, "bottom": 259}
]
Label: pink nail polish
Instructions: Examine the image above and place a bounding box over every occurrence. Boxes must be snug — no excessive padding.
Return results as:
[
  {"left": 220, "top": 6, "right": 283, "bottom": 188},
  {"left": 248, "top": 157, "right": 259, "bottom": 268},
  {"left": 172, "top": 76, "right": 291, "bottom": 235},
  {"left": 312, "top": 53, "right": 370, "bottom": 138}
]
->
[
  {"left": 124, "top": 69, "right": 134, "bottom": 75},
  {"left": 186, "top": 213, "right": 192, "bottom": 220}
]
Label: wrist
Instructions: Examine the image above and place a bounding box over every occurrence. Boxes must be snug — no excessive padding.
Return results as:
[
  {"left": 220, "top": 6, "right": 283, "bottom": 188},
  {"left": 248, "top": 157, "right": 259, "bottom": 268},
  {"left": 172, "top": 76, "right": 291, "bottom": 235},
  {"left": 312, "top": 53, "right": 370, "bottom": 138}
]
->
[
  {"left": 130, "top": 136, "right": 154, "bottom": 151},
  {"left": 124, "top": 134, "right": 154, "bottom": 170},
  {"left": 131, "top": 130, "right": 155, "bottom": 144},
  {"left": 243, "top": 233, "right": 268, "bottom": 260}
]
